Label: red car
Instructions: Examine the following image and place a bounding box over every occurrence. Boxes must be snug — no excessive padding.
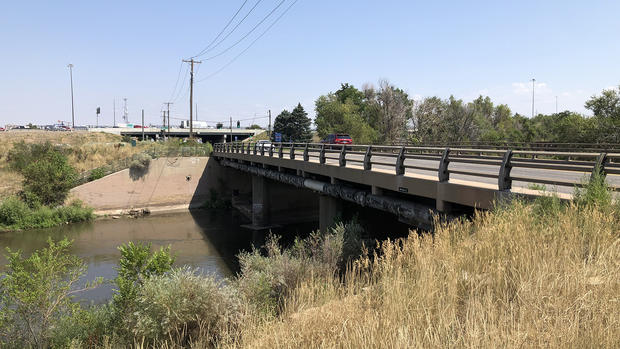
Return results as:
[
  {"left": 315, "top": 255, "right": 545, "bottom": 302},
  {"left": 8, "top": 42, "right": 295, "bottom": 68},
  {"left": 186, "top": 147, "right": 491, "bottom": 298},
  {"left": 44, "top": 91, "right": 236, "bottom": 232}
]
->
[
  {"left": 0, "top": 127, "right": 5, "bottom": 131},
  {"left": 133, "top": 125, "right": 148, "bottom": 128},
  {"left": 321, "top": 133, "right": 353, "bottom": 145}
]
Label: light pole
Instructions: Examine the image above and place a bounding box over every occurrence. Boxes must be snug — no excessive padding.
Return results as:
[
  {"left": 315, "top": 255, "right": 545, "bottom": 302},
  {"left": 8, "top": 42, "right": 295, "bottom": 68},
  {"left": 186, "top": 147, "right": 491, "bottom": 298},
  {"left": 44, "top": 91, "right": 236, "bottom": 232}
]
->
[
  {"left": 531, "top": 78, "right": 535, "bottom": 118},
  {"left": 68, "top": 64, "right": 75, "bottom": 128}
]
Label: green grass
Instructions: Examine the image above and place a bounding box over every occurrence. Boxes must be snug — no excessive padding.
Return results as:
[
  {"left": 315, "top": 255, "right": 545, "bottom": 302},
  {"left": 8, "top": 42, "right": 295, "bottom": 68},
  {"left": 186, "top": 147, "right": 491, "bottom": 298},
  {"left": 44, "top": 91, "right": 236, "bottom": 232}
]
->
[{"left": 0, "top": 197, "right": 94, "bottom": 231}]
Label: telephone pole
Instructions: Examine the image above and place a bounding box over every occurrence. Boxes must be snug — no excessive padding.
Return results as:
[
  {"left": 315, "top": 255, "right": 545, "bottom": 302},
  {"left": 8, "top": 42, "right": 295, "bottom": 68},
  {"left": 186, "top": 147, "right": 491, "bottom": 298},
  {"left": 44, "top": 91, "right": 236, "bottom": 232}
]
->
[
  {"left": 141, "top": 109, "right": 145, "bottom": 141},
  {"left": 164, "top": 102, "right": 173, "bottom": 140},
  {"left": 531, "top": 78, "right": 536, "bottom": 118},
  {"left": 268, "top": 109, "right": 272, "bottom": 140},
  {"left": 113, "top": 99, "right": 116, "bottom": 127},
  {"left": 229, "top": 116, "right": 233, "bottom": 143},
  {"left": 182, "top": 59, "right": 202, "bottom": 138},
  {"left": 67, "top": 64, "right": 75, "bottom": 128}
]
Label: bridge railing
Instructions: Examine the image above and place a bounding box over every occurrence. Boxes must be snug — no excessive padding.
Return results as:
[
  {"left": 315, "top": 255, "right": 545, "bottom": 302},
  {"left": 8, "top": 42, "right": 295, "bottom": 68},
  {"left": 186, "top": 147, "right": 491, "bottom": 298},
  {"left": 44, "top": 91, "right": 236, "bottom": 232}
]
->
[{"left": 213, "top": 142, "right": 620, "bottom": 192}]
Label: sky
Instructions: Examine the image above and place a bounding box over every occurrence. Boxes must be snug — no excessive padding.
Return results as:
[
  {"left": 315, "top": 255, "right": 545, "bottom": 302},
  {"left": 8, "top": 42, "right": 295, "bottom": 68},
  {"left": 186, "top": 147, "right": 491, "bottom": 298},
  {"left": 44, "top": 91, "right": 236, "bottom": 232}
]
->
[{"left": 1, "top": 0, "right": 619, "bottom": 128}]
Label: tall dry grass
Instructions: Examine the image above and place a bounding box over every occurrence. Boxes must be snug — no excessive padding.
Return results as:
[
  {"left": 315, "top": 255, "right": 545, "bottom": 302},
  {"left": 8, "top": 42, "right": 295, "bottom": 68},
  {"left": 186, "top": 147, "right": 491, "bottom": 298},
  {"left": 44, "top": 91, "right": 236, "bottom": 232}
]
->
[
  {"left": 221, "top": 202, "right": 619, "bottom": 348},
  {"left": 0, "top": 131, "right": 162, "bottom": 195}
]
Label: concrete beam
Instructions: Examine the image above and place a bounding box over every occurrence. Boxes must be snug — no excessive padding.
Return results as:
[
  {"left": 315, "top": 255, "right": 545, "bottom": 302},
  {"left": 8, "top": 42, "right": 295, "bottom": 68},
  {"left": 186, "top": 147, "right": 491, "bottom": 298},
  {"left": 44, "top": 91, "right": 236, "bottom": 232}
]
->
[
  {"left": 320, "top": 195, "right": 342, "bottom": 233},
  {"left": 252, "top": 175, "right": 271, "bottom": 228}
]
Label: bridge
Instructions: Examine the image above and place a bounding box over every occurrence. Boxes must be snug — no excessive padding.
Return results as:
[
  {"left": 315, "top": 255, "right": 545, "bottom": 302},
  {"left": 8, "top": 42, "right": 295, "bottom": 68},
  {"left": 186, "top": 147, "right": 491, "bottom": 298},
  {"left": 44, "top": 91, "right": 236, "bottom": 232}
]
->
[
  {"left": 88, "top": 127, "right": 263, "bottom": 143},
  {"left": 212, "top": 142, "right": 620, "bottom": 231}
]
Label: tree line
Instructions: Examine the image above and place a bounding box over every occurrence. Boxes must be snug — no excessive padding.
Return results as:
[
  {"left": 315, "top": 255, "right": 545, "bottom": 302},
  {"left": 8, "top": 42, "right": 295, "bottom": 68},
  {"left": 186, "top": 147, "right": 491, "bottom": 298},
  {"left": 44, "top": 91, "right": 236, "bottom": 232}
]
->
[{"left": 270, "top": 82, "right": 620, "bottom": 145}]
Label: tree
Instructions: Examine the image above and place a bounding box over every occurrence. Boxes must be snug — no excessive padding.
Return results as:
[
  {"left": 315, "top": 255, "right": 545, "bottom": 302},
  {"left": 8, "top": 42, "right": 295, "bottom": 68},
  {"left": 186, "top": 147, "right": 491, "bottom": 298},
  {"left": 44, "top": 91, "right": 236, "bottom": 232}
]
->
[
  {"left": 585, "top": 85, "right": 620, "bottom": 142},
  {"left": 315, "top": 93, "right": 378, "bottom": 144},
  {"left": 273, "top": 103, "right": 312, "bottom": 142},
  {"left": 21, "top": 148, "right": 77, "bottom": 207}
]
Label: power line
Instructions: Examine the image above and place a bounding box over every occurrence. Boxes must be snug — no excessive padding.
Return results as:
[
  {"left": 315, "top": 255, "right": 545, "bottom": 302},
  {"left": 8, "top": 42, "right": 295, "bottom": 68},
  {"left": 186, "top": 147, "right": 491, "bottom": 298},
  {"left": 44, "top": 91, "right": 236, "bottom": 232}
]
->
[
  {"left": 171, "top": 64, "right": 190, "bottom": 103},
  {"left": 167, "top": 62, "right": 185, "bottom": 102},
  {"left": 190, "top": 0, "right": 251, "bottom": 58},
  {"left": 196, "top": 0, "right": 299, "bottom": 82},
  {"left": 203, "top": 0, "right": 287, "bottom": 61}
]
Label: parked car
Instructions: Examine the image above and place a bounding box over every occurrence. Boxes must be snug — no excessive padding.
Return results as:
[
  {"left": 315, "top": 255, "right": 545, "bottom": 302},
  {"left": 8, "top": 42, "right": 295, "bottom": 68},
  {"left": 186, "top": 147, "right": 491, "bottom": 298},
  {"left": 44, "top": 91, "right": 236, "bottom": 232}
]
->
[
  {"left": 0, "top": 127, "right": 5, "bottom": 131},
  {"left": 321, "top": 133, "right": 353, "bottom": 145},
  {"left": 133, "top": 125, "right": 148, "bottom": 128}
]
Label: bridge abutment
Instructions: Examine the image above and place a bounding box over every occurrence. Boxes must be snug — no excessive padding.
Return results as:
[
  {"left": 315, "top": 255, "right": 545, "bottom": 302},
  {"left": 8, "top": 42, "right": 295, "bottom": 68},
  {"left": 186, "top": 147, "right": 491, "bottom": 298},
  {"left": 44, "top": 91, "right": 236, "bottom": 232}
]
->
[{"left": 251, "top": 175, "right": 271, "bottom": 228}]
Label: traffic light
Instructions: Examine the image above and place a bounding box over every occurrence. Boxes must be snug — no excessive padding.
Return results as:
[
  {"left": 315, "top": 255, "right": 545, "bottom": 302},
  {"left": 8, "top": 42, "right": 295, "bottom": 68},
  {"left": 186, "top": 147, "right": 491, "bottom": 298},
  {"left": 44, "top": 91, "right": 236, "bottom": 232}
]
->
[{"left": 236, "top": 121, "right": 240, "bottom": 128}]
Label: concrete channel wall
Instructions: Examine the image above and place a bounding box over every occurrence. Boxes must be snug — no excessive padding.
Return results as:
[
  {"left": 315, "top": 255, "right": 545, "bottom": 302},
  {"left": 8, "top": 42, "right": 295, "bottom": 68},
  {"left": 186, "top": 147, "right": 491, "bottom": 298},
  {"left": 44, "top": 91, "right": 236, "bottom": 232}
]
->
[{"left": 70, "top": 157, "right": 231, "bottom": 215}]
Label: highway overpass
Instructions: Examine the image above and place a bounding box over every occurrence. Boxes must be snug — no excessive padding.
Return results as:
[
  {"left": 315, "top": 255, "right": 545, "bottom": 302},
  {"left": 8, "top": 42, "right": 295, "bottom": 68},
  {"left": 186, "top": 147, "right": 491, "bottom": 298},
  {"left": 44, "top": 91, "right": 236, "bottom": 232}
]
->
[
  {"left": 213, "top": 142, "right": 619, "bottom": 231},
  {"left": 89, "top": 127, "right": 264, "bottom": 143}
]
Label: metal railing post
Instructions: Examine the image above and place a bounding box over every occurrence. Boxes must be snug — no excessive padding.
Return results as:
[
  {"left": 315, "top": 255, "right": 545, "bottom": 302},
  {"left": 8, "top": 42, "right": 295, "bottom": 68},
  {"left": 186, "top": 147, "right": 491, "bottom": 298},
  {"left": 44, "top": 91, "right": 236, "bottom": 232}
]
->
[
  {"left": 498, "top": 149, "right": 513, "bottom": 190},
  {"left": 319, "top": 144, "right": 326, "bottom": 164},
  {"left": 303, "top": 144, "right": 309, "bottom": 161},
  {"left": 438, "top": 148, "right": 450, "bottom": 182},
  {"left": 269, "top": 143, "right": 274, "bottom": 157},
  {"left": 278, "top": 142, "right": 283, "bottom": 158},
  {"left": 339, "top": 145, "right": 346, "bottom": 167},
  {"left": 290, "top": 142, "right": 295, "bottom": 159},
  {"left": 592, "top": 152, "right": 608, "bottom": 179},
  {"left": 261, "top": 144, "right": 265, "bottom": 156},
  {"left": 241, "top": 142, "right": 245, "bottom": 154},
  {"left": 253, "top": 142, "right": 258, "bottom": 155},
  {"left": 363, "top": 146, "right": 372, "bottom": 170},
  {"left": 395, "top": 146, "right": 406, "bottom": 175}
]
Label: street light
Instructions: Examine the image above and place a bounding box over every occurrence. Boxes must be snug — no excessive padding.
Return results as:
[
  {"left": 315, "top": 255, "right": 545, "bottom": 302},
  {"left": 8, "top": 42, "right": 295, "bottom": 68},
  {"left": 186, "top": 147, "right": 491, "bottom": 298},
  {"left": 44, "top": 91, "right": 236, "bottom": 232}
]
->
[{"left": 68, "top": 64, "right": 75, "bottom": 129}]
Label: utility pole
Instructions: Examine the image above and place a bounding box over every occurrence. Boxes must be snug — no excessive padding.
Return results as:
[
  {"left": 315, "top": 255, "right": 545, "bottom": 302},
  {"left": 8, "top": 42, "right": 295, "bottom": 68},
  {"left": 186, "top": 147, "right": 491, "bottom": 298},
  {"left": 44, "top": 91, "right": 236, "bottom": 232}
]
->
[
  {"left": 268, "top": 109, "right": 272, "bottom": 140},
  {"left": 113, "top": 99, "right": 116, "bottom": 127},
  {"left": 141, "top": 109, "right": 145, "bottom": 141},
  {"left": 531, "top": 78, "right": 536, "bottom": 118},
  {"left": 182, "top": 59, "right": 202, "bottom": 139},
  {"left": 123, "top": 98, "right": 128, "bottom": 123},
  {"left": 229, "top": 116, "right": 233, "bottom": 143},
  {"left": 164, "top": 102, "right": 173, "bottom": 140},
  {"left": 67, "top": 64, "right": 75, "bottom": 129}
]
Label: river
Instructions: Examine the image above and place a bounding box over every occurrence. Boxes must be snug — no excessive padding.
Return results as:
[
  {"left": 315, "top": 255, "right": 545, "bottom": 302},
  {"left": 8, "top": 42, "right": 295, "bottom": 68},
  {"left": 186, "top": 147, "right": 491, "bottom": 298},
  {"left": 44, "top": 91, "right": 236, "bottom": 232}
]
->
[{"left": 0, "top": 210, "right": 315, "bottom": 304}]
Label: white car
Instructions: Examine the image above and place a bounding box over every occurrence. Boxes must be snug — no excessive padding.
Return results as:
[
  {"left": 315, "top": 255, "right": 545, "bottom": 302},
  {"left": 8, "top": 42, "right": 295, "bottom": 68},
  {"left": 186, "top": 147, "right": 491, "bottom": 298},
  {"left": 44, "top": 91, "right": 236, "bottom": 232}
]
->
[{"left": 256, "top": 140, "right": 272, "bottom": 148}]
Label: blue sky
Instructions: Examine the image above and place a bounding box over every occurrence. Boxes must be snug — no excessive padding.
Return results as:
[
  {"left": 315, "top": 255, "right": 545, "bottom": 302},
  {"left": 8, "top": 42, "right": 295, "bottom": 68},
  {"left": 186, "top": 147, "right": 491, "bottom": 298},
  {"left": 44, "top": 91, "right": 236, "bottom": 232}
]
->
[{"left": 1, "top": 0, "right": 619, "bottom": 127}]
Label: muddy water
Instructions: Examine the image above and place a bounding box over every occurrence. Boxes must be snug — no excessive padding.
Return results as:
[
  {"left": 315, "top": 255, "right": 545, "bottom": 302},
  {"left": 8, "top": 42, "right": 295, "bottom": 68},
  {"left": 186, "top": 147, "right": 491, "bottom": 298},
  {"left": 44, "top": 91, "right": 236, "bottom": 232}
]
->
[{"left": 0, "top": 210, "right": 260, "bottom": 304}]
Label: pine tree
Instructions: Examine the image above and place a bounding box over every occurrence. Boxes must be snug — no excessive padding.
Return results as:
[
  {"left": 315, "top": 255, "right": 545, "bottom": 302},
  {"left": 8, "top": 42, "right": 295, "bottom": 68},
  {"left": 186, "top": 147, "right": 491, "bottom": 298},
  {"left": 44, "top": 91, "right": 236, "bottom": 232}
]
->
[{"left": 273, "top": 103, "right": 312, "bottom": 142}]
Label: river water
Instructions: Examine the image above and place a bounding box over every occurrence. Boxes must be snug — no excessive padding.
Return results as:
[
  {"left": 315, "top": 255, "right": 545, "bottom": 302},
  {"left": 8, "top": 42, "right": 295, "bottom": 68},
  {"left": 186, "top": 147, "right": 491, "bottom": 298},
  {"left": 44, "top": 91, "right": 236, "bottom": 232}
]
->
[{"left": 0, "top": 210, "right": 314, "bottom": 304}]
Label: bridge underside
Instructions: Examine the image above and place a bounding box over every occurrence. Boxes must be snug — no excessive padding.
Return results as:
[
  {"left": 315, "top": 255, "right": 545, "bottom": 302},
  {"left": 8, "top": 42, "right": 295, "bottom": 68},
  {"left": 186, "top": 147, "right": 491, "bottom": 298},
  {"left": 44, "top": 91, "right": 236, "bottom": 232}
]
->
[{"left": 215, "top": 156, "right": 475, "bottom": 231}]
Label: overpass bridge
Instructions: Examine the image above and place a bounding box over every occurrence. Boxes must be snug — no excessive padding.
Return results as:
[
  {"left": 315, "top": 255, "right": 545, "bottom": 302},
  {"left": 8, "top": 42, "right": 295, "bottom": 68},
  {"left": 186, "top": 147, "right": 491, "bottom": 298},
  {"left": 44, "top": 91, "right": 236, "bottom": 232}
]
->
[
  {"left": 88, "top": 127, "right": 263, "bottom": 143},
  {"left": 213, "top": 142, "right": 620, "bottom": 231}
]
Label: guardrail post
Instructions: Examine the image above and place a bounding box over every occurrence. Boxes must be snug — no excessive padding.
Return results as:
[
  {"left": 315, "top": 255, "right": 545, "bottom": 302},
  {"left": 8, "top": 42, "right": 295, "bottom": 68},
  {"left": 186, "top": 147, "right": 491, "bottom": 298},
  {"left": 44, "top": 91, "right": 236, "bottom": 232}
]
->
[
  {"left": 339, "top": 145, "right": 346, "bottom": 167},
  {"left": 319, "top": 144, "right": 326, "bottom": 164},
  {"left": 592, "top": 152, "right": 608, "bottom": 179},
  {"left": 253, "top": 142, "right": 258, "bottom": 155},
  {"left": 290, "top": 142, "right": 295, "bottom": 159},
  {"left": 260, "top": 144, "right": 265, "bottom": 156},
  {"left": 364, "top": 146, "right": 372, "bottom": 170},
  {"left": 241, "top": 143, "right": 245, "bottom": 154},
  {"left": 278, "top": 142, "right": 283, "bottom": 158},
  {"left": 269, "top": 143, "right": 274, "bottom": 157},
  {"left": 438, "top": 148, "right": 450, "bottom": 182},
  {"left": 395, "top": 147, "right": 406, "bottom": 175},
  {"left": 498, "top": 149, "right": 513, "bottom": 190},
  {"left": 303, "top": 144, "right": 309, "bottom": 161}
]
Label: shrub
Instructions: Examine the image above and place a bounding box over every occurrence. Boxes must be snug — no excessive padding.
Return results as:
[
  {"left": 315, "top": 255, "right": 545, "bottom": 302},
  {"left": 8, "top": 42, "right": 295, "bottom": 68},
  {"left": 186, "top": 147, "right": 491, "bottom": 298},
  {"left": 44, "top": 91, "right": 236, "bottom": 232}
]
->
[
  {"left": 574, "top": 170, "right": 612, "bottom": 208},
  {"left": 0, "top": 198, "right": 93, "bottom": 231},
  {"left": 236, "top": 222, "right": 362, "bottom": 315},
  {"left": 21, "top": 147, "right": 77, "bottom": 207},
  {"left": 112, "top": 242, "right": 175, "bottom": 336},
  {"left": 129, "top": 153, "right": 151, "bottom": 180},
  {"left": 128, "top": 268, "right": 243, "bottom": 344},
  {"left": 0, "top": 239, "right": 101, "bottom": 348},
  {"left": 88, "top": 167, "right": 107, "bottom": 182}
]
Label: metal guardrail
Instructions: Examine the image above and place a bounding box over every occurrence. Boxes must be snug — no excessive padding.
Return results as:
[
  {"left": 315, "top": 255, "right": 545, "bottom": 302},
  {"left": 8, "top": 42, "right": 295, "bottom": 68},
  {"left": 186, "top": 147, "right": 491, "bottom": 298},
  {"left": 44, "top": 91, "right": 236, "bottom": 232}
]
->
[
  {"left": 390, "top": 141, "right": 620, "bottom": 153},
  {"left": 214, "top": 142, "right": 620, "bottom": 192}
]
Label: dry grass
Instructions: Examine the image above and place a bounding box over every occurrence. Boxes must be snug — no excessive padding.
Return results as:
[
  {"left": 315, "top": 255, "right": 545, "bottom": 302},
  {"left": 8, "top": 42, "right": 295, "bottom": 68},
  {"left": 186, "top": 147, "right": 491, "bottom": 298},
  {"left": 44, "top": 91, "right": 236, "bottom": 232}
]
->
[
  {"left": 0, "top": 130, "right": 160, "bottom": 195},
  {"left": 219, "top": 202, "right": 619, "bottom": 348}
]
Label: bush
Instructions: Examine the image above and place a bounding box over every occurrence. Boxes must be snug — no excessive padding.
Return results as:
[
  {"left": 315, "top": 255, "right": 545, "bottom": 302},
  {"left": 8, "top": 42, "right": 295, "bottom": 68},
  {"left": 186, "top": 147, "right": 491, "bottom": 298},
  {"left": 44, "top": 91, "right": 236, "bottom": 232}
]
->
[
  {"left": 88, "top": 167, "right": 107, "bottom": 182},
  {"left": 236, "top": 222, "right": 362, "bottom": 315},
  {"left": 574, "top": 171, "right": 612, "bottom": 208},
  {"left": 0, "top": 198, "right": 93, "bottom": 231},
  {"left": 128, "top": 268, "right": 243, "bottom": 344},
  {"left": 0, "top": 239, "right": 101, "bottom": 348},
  {"left": 112, "top": 242, "right": 175, "bottom": 337},
  {"left": 129, "top": 153, "right": 151, "bottom": 180},
  {"left": 21, "top": 147, "right": 77, "bottom": 207}
]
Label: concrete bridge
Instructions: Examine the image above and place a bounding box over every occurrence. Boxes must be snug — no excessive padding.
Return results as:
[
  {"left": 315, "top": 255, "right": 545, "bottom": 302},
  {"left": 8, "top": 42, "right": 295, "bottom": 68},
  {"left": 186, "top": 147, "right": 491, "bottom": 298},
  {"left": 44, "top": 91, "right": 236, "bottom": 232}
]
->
[
  {"left": 213, "top": 142, "right": 620, "bottom": 231},
  {"left": 88, "top": 127, "right": 263, "bottom": 144}
]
